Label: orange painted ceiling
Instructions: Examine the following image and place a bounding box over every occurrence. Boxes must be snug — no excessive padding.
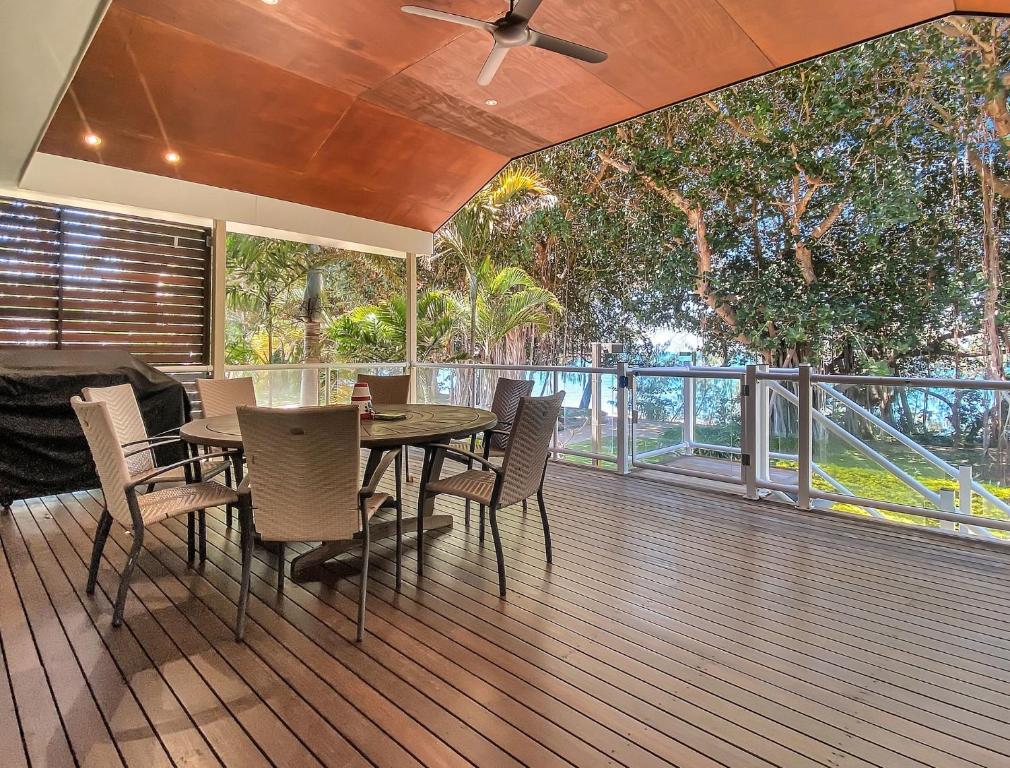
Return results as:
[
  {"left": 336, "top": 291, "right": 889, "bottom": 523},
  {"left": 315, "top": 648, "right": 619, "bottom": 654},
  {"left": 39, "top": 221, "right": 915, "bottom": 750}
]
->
[{"left": 39, "top": 0, "right": 1010, "bottom": 233}]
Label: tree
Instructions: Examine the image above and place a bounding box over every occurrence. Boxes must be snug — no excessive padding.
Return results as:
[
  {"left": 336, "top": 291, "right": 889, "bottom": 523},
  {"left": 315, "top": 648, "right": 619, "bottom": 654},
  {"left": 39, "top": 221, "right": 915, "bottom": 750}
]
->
[
  {"left": 326, "top": 290, "right": 456, "bottom": 363},
  {"left": 431, "top": 163, "right": 554, "bottom": 359}
]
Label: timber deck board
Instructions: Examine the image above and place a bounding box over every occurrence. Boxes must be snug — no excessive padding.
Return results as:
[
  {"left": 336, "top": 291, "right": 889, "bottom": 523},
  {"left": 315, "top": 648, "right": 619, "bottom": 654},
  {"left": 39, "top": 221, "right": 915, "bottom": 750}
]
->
[{"left": 1, "top": 457, "right": 1009, "bottom": 767}]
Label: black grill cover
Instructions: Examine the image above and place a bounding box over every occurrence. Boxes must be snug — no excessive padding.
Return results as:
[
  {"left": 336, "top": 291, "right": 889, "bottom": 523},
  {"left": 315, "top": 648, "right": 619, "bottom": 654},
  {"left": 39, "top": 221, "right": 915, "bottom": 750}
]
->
[{"left": 0, "top": 349, "right": 190, "bottom": 508}]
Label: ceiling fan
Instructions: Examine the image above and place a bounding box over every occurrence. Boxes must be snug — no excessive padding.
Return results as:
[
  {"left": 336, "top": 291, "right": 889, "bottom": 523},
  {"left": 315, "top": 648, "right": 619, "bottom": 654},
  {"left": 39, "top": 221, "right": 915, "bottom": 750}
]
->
[{"left": 401, "top": 0, "right": 608, "bottom": 86}]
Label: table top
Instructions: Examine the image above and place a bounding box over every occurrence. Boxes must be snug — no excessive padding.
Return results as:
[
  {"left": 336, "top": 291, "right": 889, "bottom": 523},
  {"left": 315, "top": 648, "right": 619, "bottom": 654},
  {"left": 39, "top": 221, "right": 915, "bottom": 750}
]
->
[{"left": 179, "top": 403, "right": 497, "bottom": 450}]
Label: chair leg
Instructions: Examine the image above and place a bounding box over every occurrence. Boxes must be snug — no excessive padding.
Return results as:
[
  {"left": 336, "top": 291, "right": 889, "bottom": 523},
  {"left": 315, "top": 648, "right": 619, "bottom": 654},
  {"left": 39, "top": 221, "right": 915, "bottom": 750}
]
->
[
  {"left": 478, "top": 504, "right": 486, "bottom": 543},
  {"left": 87, "top": 510, "right": 113, "bottom": 595},
  {"left": 198, "top": 511, "right": 207, "bottom": 561},
  {"left": 357, "top": 520, "right": 371, "bottom": 642},
  {"left": 187, "top": 512, "right": 195, "bottom": 565},
  {"left": 224, "top": 465, "right": 234, "bottom": 528},
  {"left": 235, "top": 502, "right": 254, "bottom": 641},
  {"left": 488, "top": 505, "right": 506, "bottom": 597},
  {"left": 416, "top": 492, "right": 425, "bottom": 576},
  {"left": 113, "top": 524, "right": 144, "bottom": 627},
  {"left": 522, "top": 498, "right": 528, "bottom": 516},
  {"left": 395, "top": 452, "right": 403, "bottom": 591},
  {"left": 277, "top": 543, "right": 286, "bottom": 591},
  {"left": 537, "top": 488, "right": 552, "bottom": 563}
]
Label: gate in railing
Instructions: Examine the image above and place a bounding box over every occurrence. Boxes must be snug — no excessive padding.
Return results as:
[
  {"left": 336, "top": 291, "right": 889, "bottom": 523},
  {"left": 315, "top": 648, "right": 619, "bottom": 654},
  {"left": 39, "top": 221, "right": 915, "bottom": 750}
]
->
[{"left": 627, "top": 364, "right": 1010, "bottom": 540}]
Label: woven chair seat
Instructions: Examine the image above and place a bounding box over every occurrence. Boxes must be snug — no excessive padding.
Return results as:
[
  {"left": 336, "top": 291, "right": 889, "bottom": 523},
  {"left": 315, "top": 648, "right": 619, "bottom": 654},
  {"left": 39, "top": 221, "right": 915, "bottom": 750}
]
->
[
  {"left": 426, "top": 470, "right": 495, "bottom": 505},
  {"left": 138, "top": 481, "right": 239, "bottom": 525}
]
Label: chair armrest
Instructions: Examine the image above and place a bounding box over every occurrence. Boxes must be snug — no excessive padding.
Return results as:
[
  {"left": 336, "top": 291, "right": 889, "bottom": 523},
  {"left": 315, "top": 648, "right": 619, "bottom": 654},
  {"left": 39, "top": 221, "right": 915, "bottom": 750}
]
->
[
  {"left": 125, "top": 449, "right": 238, "bottom": 489},
  {"left": 121, "top": 436, "right": 183, "bottom": 454},
  {"left": 426, "top": 444, "right": 501, "bottom": 474},
  {"left": 360, "top": 447, "right": 401, "bottom": 498},
  {"left": 151, "top": 426, "right": 181, "bottom": 438},
  {"left": 236, "top": 475, "right": 252, "bottom": 496},
  {"left": 123, "top": 438, "right": 186, "bottom": 456}
]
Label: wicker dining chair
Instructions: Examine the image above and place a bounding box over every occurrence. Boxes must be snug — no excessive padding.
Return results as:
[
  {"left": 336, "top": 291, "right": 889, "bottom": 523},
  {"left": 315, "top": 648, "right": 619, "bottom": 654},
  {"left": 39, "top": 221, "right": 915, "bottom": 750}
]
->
[
  {"left": 356, "top": 373, "right": 413, "bottom": 482},
  {"left": 235, "top": 405, "right": 402, "bottom": 642},
  {"left": 71, "top": 396, "right": 242, "bottom": 627},
  {"left": 418, "top": 391, "right": 564, "bottom": 596},
  {"left": 455, "top": 376, "right": 534, "bottom": 527},
  {"left": 196, "top": 376, "right": 257, "bottom": 418},
  {"left": 82, "top": 383, "right": 234, "bottom": 539}
]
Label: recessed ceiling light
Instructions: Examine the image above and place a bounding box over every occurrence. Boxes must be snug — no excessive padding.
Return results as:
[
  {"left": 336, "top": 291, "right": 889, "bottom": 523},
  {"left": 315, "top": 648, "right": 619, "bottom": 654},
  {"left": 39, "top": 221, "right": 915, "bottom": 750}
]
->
[
  {"left": 83, "top": 133, "right": 102, "bottom": 147},
  {"left": 484, "top": 99, "right": 498, "bottom": 106},
  {"left": 164, "top": 150, "right": 181, "bottom": 164},
  {"left": 261, "top": 0, "right": 279, "bottom": 4}
]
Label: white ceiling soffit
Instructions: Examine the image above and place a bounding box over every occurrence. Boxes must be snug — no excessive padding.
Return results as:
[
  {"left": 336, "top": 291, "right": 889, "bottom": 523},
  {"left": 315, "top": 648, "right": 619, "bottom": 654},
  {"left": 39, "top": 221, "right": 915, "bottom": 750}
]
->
[
  {"left": 19, "top": 153, "right": 434, "bottom": 257},
  {"left": 0, "top": 0, "right": 110, "bottom": 186}
]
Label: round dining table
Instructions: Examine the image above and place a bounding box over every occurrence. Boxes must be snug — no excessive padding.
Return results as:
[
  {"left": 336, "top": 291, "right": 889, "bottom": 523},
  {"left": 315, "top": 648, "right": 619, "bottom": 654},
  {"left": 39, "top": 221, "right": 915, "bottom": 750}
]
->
[{"left": 180, "top": 403, "right": 497, "bottom": 578}]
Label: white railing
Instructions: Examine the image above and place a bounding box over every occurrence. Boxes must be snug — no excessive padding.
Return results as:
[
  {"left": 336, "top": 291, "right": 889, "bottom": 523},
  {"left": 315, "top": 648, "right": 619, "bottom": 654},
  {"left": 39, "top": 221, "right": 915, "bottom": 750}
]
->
[
  {"left": 159, "top": 360, "right": 1010, "bottom": 540},
  {"left": 629, "top": 364, "right": 1010, "bottom": 539},
  {"left": 413, "top": 362, "right": 622, "bottom": 466}
]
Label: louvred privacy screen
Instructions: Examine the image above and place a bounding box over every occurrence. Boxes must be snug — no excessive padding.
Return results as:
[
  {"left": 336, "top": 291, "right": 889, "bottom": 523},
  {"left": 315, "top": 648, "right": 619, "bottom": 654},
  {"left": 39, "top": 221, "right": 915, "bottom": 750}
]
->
[{"left": 0, "top": 196, "right": 211, "bottom": 365}]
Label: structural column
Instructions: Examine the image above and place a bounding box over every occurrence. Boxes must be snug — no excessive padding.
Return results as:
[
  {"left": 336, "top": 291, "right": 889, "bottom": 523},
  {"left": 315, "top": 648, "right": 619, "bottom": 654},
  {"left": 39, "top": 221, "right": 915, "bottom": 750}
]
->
[
  {"left": 405, "top": 252, "right": 418, "bottom": 402},
  {"left": 210, "top": 219, "right": 227, "bottom": 380}
]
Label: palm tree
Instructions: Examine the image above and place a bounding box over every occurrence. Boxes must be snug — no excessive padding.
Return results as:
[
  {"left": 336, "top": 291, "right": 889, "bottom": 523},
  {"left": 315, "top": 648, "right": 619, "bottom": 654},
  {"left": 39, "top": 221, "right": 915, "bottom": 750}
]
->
[
  {"left": 226, "top": 235, "right": 304, "bottom": 364},
  {"left": 453, "top": 257, "right": 562, "bottom": 366},
  {"left": 326, "top": 290, "right": 457, "bottom": 363},
  {"left": 436, "top": 163, "right": 553, "bottom": 359}
]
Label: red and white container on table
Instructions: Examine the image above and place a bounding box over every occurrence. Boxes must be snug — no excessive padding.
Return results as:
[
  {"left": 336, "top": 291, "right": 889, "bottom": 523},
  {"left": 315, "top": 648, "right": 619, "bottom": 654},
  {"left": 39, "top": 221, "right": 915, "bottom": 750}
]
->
[{"left": 351, "top": 381, "right": 374, "bottom": 419}]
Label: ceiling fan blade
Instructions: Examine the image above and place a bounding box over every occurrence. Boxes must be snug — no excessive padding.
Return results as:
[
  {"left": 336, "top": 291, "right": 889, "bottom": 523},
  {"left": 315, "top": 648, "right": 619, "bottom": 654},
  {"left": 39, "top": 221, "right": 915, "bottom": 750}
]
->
[
  {"left": 401, "top": 6, "right": 494, "bottom": 32},
  {"left": 477, "top": 44, "right": 509, "bottom": 86},
  {"left": 511, "top": 0, "right": 544, "bottom": 21},
  {"left": 528, "top": 30, "right": 608, "bottom": 64}
]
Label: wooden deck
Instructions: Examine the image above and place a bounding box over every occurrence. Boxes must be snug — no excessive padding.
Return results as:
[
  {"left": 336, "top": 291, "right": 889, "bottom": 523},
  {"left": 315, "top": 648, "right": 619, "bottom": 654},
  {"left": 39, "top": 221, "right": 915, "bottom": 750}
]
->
[{"left": 3, "top": 457, "right": 1010, "bottom": 768}]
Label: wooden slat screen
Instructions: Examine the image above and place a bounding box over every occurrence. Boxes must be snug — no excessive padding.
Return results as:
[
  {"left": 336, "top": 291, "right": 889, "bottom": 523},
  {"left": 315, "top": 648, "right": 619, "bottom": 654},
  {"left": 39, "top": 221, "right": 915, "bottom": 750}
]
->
[{"left": 0, "top": 196, "right": 211, "bottom": 365}]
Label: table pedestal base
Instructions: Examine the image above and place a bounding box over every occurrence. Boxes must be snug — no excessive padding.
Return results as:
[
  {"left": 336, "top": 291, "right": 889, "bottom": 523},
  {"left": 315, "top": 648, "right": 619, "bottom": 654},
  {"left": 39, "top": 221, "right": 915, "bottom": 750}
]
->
[{"left": 290, "top": 514, "right": 453, "bottom": 579}]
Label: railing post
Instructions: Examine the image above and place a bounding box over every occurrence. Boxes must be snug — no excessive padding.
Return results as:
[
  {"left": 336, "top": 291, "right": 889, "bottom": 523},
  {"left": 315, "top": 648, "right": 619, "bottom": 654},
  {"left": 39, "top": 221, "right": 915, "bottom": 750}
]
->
[
  {"left": 958, "top": 465, "right": 973, "bottom": 521},
  {"left": 755, "top": 364, "right": 770, "bottom": 484},
  {"left": 744, "top": 364, "right": 758, "bottom": 499},
  {"left": 590, "top": 343, "right": 602, "bottom": 466},
  {"left": 552, "top": 369, "right": 561, "bottom": 460},
  {"left": 797, "top": 364, "right": 812, "bottom": 510},
  {"left": 683, "top": 365, "right": 696, "bottom": 455},
  {"left": 938, "top": 489, "right": 957, "bottom": 532},
  {"left": 616, "top": 362, "right": 629, "bottom": 475}
]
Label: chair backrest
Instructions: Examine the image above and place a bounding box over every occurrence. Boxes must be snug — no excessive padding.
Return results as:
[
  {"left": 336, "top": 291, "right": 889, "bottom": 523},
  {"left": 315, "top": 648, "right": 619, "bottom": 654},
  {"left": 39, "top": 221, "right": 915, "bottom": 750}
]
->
[
  {"left": 499, "top": 391, "right": 565, "bottom": 507},
  {"left": 237, "top": 405, "right": 363, "bottom": 542},
  {"left": 81, "top": 383, "right": 152, "bottom": 475},
  {"left": 71, "top": 396, "right": 133, "bottom": 525},
  {"left": 197, "top": 377, "right": 257, "bottom": 418},
  {"left": 356, "top": 374, "right": 410, "bottom": 406},
  {"left": 488, "top": 376, "right": 535, "bottom": 450}
]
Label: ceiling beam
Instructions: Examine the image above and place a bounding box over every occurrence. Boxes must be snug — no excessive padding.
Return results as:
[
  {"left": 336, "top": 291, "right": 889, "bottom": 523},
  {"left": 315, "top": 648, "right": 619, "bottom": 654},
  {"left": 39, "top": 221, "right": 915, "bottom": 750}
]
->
[
  {"left": 0, "top": 0, "right": 110, "bottom": 186},
  {"left": 17, "top": 153, "right": 433, "bottom": 257}
]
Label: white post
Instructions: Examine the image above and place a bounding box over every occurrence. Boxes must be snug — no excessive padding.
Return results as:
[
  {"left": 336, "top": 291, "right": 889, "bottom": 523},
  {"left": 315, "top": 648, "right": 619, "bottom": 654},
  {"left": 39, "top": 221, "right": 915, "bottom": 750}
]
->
[
  {"left": 755, "top": 363, "right": 770, "bottom": 483},
  {"left": 590, "top": 342, "right": 602, "bottom": 467},
  {"left": 552, "top": 369, "right": 561, "bottom": 460},
  {"left": 683, "top": 365, "right": 696, "bottom": 454},
  {"left": 797, "top": 364, "right": 812, "bottom": 510},
  {"left": 938, "top": 489, "right": 957, "bottom": 531},
  {"left": 405, "top": 252, "right": 418, "bottom": 403},
  {"left": 744, "top": 365, "right": 758, "bottom": 498},
  {"left": 210, "top": 219, "right": 227, "bottom": 380},
  {"left": 616, "top": 362, "right": 629, "bottom": 474},
  {"left": 958, "top": 465, "right": 973, "bottom": 521}
]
